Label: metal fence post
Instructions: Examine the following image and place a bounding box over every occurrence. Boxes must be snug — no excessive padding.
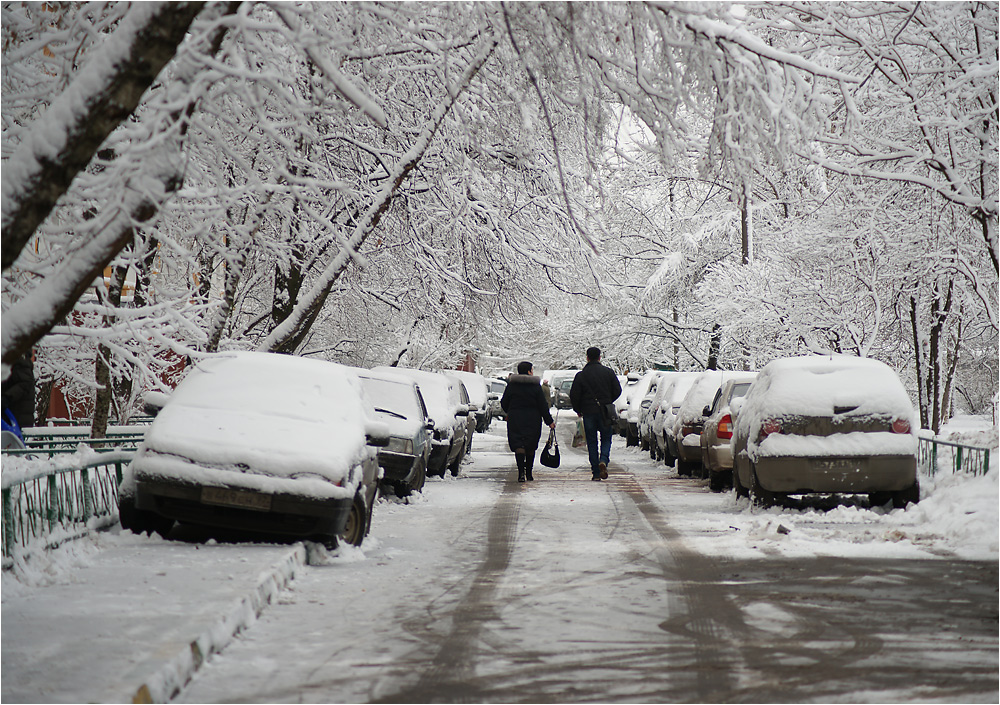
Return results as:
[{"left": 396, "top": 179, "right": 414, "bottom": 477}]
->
[
  {"left": 81, "top": 467, "right": 93, "bottom": 522},
  {"left": 47, "top": 474, "right": 58, "bottom": 531},
  {"left": 2, "top": 488, "right": 13, "bottom": 558}
]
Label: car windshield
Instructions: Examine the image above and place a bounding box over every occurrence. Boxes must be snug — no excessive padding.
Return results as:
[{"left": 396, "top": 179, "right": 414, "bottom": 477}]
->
[{"left": 360, "top": 377, "right": 421, "bottom": 420}]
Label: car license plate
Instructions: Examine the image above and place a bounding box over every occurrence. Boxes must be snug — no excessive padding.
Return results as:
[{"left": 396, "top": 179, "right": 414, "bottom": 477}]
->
[
  {"left": 814, "top": 458, "right": 860, "bottom": 472},
  {"left": 201, "top": 486, "right": 272, "bottom": 512}
]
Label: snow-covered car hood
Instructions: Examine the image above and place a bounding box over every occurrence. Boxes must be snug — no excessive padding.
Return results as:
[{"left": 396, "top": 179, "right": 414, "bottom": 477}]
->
[{"left": 133, "top": 352, "right": 378, "bottom": 495}]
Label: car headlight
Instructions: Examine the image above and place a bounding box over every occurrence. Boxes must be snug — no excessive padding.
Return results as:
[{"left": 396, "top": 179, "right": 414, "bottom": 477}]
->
[{"left": 385, "top": 437, "right": 414, "bottom": 454}]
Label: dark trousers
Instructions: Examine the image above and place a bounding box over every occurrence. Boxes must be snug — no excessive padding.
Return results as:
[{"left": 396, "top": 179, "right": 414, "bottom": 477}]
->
[{"left": 582, "top": 413, "right": 613, "bottom": 476}]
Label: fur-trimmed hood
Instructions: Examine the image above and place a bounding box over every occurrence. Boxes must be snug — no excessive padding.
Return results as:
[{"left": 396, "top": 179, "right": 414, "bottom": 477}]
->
[{"left": 507, "top": 374, "right": 540, "bottom": 385}]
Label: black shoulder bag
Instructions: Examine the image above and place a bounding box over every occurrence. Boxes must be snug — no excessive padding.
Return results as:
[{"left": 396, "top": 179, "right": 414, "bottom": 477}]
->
[
  {"left": 540, "top": 426, "right": 560, "bottom": 468},
  {"left": 584, "top": 371, "right": 618, "bottom": 427}
]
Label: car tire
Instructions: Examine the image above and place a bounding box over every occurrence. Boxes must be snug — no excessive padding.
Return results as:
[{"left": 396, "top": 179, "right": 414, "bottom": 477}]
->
[
  {"left": 709, "top": 469, "right": 730, "bottom": 492},
  {"left": 118, "top": 496, "right": 173, "bottom": 538},
  {"left": 448, "top": 449, "right": 464, "bottom": 477},
  {"left": 340, "top": 493, "right": 367, "bottom": 547},
  {"left": 750, "top": 466, "right": 780, "bottom": 508},
  {"left": 733, "top": 468, "right": 749, "bottom": 499},
  {"left": 408, "top": 460, "right": 427, "bottom": 493},
  {"left": 677, "top": 460, "right": 695, "bottom": 477},
  {"left": 891, "top": 481, "right": 920, "bottom": 509},
  {"left": 868, "top": 491, "right": 892, "bottom": 508}
]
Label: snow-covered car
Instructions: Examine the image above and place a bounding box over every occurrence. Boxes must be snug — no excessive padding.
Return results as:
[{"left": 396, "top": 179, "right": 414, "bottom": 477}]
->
[
  {"left": 488, "top": 378, "right": 507, "bottom": 420},
  {"left": 643, "top": 371, "right": 678, "bottom": 460},
  {"left": 700, "top": 373, "right": 757, "bottom": 491},
  {"left": 614, "top": 372, "right": 641, "bottom": 436},
  {"left": 732, "top": 355, "right": 920, "bottom": 509},
  {"left": 672, "top": 371, "right": 726, "bottom": 477},
  {"left": 638, "top": 372, "right": 672, "bottom": 452},
  {"left": 449, "top": 376, "right": 478, "bottom": 455},
  {"left": 450, "top": 370, "right": 491, "bottom": 432},
  {"left": 656, "top": 372, "right": 700, "bottom": 465},
  {"left": 118, "top": 352, "right": 388, "bottom": 548},
  {"left": 624, "top": 370, "right": 658, "bottom": 446},
  {"left": 353, "top": 368, "right": 434, "bottom": 497},
  {"left": 373, "top": 367, "right": 470, "bottom": 477}
]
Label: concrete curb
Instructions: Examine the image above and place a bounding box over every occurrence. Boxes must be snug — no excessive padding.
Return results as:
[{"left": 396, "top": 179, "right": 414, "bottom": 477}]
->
[{"left": 130, "top": 543, "right": 308, "bottom": 703}]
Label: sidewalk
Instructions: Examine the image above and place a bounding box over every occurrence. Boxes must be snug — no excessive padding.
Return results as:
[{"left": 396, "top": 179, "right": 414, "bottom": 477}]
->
[{"left": 1, "top": 532, "right": 305, "bottom": 703}]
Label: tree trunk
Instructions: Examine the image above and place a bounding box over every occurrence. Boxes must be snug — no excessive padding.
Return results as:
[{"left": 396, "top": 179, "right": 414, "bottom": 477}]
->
[
  {"left": 92, "top": 264, "right": 128, "bottom": 440},
  {"left": 707, "top": 324, "right": 721, "bottom": 370}
]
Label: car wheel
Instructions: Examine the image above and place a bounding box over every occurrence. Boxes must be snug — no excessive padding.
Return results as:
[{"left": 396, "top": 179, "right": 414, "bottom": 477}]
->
[
  {"left": 750, "top": 466, "right": 780, "bottom": 508},
  {"left": 119, "top": 496, "right": 173, "bottom": 538},
  {"left": 709, "top": 469, "right": 730, "bottom": 493},
  {"left": 868, "top": 491, "right": 892, "bottom": 508},
  {"left": 448, "top": 450, "right": 464, "bottom": 477},
  {"left": 677, "top": 460, "right": 695, "bottom": 477},
  {"left": 733, "top": 468, "right": 749, "bottom": 499},
  {"left": 891, "top": 481, "right": 920, "bottom": 508},
  {"left": 340, "top": 493, "right": 367, "bottom": 547},
  {"left": 408, "top": 460, "right": 427, "bottom": 493}
]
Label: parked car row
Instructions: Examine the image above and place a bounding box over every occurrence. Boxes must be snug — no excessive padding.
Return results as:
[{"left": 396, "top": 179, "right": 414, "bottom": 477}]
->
[
  {"left": 623, "top": 355, "right": 921, "bottom": 510},
  {"left": 119, "top": 352, "right": 497, "bottom": 550}
]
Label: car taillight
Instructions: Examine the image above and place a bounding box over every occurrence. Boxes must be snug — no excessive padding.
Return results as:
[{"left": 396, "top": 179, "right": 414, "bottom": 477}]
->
[
  {"left": 682, "top": 423, "right": 695, "bottom": 437},
  {"left": 717, "top": 414, "right": 733, "bottom": 440},
  {"left": 760, "top": 417, "right": 781, "bottom": 440},
  {"left": 892, "top": 418, "right": 911, "bottom": 434}
]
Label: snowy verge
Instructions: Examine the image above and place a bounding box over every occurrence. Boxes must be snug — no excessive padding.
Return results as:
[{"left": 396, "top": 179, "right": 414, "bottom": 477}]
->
[{"left": 131, "top": 543, "right": 307, "bottom": 703}]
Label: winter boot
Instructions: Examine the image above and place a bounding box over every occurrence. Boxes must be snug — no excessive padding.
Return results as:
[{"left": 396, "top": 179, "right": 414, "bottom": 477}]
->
[
  {"left": 516, "top": 449, "right": 526, "bottom": 483},
  {"left": 526, "top": 465, "right": 534, "bottom": 481}
]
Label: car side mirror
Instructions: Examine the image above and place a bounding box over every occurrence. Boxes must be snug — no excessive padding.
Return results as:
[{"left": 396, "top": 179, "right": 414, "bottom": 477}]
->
[
  {"left": 730, "top": 398, "right": 744, "bottom": 416},
  {"left": 142, "top": 390, "right": 170, "bottom": 417},
  {"left": 702, "top": 405, "right": 712, "bottom": 417},
  {"left": 366, "top": 433, "right": 390, "bottom": 447},
  {"left": 425, "top": 419, "right": 436, "bottom": 431},
  {"left": 455, "top": 404, "right": 470, "bottom": 417}
]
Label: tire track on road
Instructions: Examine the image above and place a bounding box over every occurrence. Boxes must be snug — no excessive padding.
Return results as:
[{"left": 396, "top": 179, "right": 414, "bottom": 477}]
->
[{"left": 378, "top": 465, "right": 522, "bottom": 703}]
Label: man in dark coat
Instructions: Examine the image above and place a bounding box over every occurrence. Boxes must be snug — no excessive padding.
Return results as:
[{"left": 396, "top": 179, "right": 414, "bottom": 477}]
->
[
  {"left": 570, "top": 347, "right": 622, "bottom": 481},
  {"left": 500, "top": 361, "right": 555, "bottom": 482},
  {"left": 2, "top": 351, "right": 35, "bottom": 431}
]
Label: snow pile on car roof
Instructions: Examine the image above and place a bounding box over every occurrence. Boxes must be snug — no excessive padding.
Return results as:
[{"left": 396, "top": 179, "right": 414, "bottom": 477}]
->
[
  {"left": 139, "top": 352, "right": 376, "bottom": 492},
  {"left": 748, "top": 356, "right": 916, "bottom": 419}
]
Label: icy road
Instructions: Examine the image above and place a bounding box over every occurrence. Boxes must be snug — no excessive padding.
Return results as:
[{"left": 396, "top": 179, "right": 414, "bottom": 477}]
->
[{"left": 3, "top": 419, "right": 998, "bottom": 703}]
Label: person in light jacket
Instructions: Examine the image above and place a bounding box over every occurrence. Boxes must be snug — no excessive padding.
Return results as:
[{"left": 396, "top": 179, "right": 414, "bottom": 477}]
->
[
  {"left": 500, "top": 361, "right": 555, "bottom": 483},
  {"left": 570, "top": 347, "right": 622, "bottom": 481}
]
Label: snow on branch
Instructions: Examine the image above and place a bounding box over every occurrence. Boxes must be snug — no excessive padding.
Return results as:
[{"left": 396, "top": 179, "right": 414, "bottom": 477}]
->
[
  {"left": 257, "top": 31, "right": 500, "bottom": 354},
  {"left": 1, "top": 2, "right": 206, "bottom": 272}
]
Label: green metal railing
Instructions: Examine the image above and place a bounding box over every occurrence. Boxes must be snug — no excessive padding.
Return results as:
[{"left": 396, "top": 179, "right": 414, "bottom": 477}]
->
[
  {"left": 1, "top": 450, "right": 134, "bottom": 559},
  {"left": 917, "top": 436, "right": 992, "bottom": 478}
]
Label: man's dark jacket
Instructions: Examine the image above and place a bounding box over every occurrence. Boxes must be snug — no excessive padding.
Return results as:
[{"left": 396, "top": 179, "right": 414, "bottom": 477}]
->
[
  {"left": 500, "top": 374, "right": 554, "bottom": 452},
  {"left": 569, "top": 360, "right": 622, "bottom": 416}
]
